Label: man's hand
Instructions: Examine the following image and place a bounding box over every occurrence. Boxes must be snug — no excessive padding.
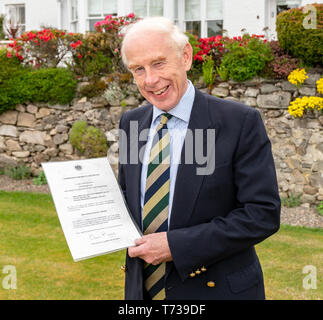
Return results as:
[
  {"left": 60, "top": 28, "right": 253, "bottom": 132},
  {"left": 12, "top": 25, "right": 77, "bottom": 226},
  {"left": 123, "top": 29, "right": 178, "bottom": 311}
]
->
[{"left": 128, "top": 232, "right": 173, "bottom": 265}]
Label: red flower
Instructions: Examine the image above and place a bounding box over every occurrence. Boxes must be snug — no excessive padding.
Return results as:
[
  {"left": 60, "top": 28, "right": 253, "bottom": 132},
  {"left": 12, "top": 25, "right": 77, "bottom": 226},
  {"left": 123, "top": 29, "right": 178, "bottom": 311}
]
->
[
  {"left": 127, "top": 13, "right": 135, "bottom": 19},
  {"left": 6, "top": 51, "right": 12, "bottom": 58},
  {"left": 77, "top": 54, "right": 82, "bottom": 59}
]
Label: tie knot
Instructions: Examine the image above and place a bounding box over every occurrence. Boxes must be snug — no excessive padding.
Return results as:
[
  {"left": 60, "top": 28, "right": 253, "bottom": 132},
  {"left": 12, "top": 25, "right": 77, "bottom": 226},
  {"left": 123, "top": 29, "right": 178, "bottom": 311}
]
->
[{"left": 160, "top": 113, "right": 172, "bottom": 125}]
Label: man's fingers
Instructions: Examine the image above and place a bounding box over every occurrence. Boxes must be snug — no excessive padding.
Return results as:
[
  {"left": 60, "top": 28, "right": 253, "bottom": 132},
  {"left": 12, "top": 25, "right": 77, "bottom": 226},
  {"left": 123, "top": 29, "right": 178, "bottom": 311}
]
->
[
  {"left": 134, "top": 237, "right": 146, "bottom": 246},
  {"left": 128, "top": 238, "right": 147, "bottom": 258}
]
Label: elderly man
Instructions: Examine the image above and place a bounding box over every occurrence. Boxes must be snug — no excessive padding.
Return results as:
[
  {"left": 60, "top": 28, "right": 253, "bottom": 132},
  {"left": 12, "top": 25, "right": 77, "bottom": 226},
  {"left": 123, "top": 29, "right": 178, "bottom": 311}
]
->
[{"left": 118, "top": 17, "right": 280, "bottom": 300}]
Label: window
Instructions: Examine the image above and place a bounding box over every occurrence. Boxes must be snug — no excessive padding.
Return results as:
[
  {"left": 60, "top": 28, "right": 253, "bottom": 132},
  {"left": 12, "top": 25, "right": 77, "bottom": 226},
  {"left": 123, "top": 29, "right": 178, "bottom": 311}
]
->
[
  {"left": 133, "top": 0, "right": 163, "bottom": 17},
  {"left": 277, "top": 0, "right": 301, "bottom": 14},
  {"left": 174, "top": 0, "right": 179, "bottom": 21},
  {"left": 87, "top": 0, "right": 117, "bottom": 31},
  {"left": 185, "top": 0, "right": 200, "bottom": 36},
  {"left": 5, "top": 4, "right": 25, "bottom": 35},
  {"left": 71, "top": 0, "right": 78, "bottom": 32},
  {"left": 206, "top": 0, "right": 223, "bottom": 36},
  {"left": 182, "top": 0, "right": 223, "bottom": 38}
]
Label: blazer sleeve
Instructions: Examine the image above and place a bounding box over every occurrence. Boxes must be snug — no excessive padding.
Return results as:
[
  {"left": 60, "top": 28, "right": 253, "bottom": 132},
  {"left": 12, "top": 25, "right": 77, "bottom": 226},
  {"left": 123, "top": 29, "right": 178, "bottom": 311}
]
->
[{"left": 167, "top": 108, "right": 281, "bottom": 282}]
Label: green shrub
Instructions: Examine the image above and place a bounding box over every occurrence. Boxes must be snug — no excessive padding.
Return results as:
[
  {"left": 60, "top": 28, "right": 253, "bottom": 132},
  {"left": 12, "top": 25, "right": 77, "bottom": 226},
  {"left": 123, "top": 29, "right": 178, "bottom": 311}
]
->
[
  {"left": 0, "top": 14, "right": 5, "bottom": 39},
  {"left": 33, "top": 171, "right": 47, "bottom": 185},
  {"left": 202, "top": 57, "right": 216, "bottom": 86},
  {"left": 276, "top": 4, "right": 323, "bottom": 67},
  {"left": 186, "top": 32, "right": 203, "bottom": 82},
  {"left": 220, "top": 34, "right": 273, "bottom": 82},
  {"left": 0, "top": 49, "right": 30, "bottom": 113},
  {"left": 0, "top": 53, "right": 77, "bottom": 113},
  {"left": 216, "top": 65, "right": 229, "bottom": 81},
  {"left": 317, "top": 201, "right": 323, "bottom": 216},
  {"left": 4, "top": 165, "right": 32, "bottom": 180},
  {"left": 21, "top": 68, "right": 77, "bottom": 105},
  {"left": 281, "top": 193, "right": 302, "bottom": 208},
  {"left": 69, "top": 120, "right": 108, "bottom": 158},
  {"left": 80, "top": 79, "right": 108, "bottom": 98}
]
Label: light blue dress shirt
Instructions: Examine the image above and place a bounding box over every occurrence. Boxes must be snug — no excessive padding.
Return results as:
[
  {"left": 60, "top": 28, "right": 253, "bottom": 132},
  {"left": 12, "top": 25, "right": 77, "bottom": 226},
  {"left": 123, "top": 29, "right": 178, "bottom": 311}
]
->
[{"left": 140, "top": 80, "right": 195, "bottom": 229}]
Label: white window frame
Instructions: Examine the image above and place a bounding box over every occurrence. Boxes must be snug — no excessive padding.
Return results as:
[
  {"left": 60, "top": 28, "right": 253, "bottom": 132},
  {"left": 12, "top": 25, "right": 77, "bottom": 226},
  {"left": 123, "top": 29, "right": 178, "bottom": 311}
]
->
[
  {"left": 132, "top": 0, "right": 164, "bottom": 18},
  {"left": 5, "top": 3, "right": 26, "bottom": 35},
  {"left": 70, "top": 0, "right": 79, "bottom": 32},
  {"left": 176, "top": 0, "right": 223, "bottom": 38},
  {"left": 86, "top": 0, "right": 118, "bottom": 31}
]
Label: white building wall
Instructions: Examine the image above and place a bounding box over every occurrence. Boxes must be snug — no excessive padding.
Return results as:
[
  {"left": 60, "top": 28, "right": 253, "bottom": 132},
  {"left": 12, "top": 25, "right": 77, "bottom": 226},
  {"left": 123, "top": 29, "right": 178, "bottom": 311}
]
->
[
  {"left": 0, "top": 0, "right": 58, "bottom": 30},
  {"left": 26, "top": 0, "right": 58, "bottom": 29},
  {"left": 223, "top": 0, "right": 267, "bottom": 37},
  {"left": 301, "top": 0, "right": 323, "bottom": 5}
]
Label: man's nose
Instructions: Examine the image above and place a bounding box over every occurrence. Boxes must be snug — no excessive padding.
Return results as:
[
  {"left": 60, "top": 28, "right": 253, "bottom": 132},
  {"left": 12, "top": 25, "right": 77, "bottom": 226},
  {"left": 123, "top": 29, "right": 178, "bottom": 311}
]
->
[{"left": 144, "top": 68, "right": 159, "bottom": 87}]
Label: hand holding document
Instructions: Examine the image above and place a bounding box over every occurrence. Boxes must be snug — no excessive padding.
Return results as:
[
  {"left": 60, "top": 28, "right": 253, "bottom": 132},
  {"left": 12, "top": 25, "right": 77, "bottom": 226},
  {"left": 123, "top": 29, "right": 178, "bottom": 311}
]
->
[{"left": 42, "top": 157, "right": 141, "bottom": 261}]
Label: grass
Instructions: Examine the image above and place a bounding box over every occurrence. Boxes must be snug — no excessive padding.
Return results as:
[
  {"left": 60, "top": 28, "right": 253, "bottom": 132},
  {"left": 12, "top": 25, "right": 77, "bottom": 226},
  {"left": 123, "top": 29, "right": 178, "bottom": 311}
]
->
[
  {"left": 0, "top": 191, "right": 322, "bottom": 300},
  {"left": 0, "top": 191, "right": 125, "bottom": 300}
]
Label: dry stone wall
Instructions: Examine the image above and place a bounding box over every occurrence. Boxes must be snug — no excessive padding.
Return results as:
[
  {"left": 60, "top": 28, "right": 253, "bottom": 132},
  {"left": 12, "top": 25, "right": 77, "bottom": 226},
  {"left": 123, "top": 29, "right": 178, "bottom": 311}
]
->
[{"left": 0, "top": 74, "right": 322, "bottom": 205}]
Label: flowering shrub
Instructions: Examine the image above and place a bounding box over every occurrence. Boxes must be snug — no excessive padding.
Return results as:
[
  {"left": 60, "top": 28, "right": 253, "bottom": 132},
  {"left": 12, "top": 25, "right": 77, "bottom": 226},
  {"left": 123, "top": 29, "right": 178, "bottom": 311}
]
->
[
  {"left": 317, "top": 77, "right": 323, "bottom": 95},
  {"left": 5, "top": 13, "right": 136, "bottom": 79},
  {"left": 6, "top": 29, "right": 70, "bottom": 68},
  {"left": 193, "top": 35, "right": 224, "bottom": 63},
  {"left": 219, "top": 34, "right": 273, "bottom": 82},
  {"left": 288, "top": 68, "right": 308, "bottom": 87},
  {"left": 264, "top": 40, "right": 299, "bottom": 79},
  {"left": 288, "top": 96, "right": 323, "bottom": 117},
  {"left": 93, "top": 13, "right": 135, "bottom": 33},
  {"left": 66, "top": 13, "right": 136, "bottom": 78}
]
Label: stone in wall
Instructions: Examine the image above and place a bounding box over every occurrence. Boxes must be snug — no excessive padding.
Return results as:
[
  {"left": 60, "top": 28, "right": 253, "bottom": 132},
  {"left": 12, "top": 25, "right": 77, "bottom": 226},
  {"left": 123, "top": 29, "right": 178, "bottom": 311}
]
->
[
  {"left": 0, "top": 125, "right": 17, "bottom": 137},
  {"left": 19, "top": 131, "right": 46, "bottom": 145},
  {"left": 17, "top": 112, "right": 36, "bottom": 127},
  {"left": 0, "top": 110, "right": 18, "bottom": 124}
]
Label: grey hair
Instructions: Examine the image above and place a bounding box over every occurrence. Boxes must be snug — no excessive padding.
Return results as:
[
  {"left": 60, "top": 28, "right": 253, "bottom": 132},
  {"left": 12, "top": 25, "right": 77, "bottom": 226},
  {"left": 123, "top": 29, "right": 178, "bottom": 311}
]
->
[{"left": 121, "top": 16, "right": 189, "bottom": 67}]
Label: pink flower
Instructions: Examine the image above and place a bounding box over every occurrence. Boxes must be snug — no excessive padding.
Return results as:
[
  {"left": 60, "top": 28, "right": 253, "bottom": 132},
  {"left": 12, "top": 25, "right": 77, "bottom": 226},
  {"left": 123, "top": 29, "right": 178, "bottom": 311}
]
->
[
  {"left": 127, "top": 13, "right": 135, "bottom": 19},
  {"left": 6, "top": 51, "right": 12, "bottom": 58}
]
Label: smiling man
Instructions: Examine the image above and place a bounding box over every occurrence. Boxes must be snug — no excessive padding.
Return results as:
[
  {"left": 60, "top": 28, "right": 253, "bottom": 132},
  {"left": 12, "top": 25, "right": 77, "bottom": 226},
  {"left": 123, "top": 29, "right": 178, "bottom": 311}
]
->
[{"left": 118, "top": 17, "right": 280, "bottom": 300}]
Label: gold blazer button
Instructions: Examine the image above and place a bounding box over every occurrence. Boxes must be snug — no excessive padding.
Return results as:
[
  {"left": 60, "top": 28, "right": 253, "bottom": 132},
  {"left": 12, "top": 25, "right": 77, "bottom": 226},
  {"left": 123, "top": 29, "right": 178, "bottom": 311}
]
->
[
  {"left": 201, "top": 266, "right": 207, "bottom": 272},
  {"left": 190, "top": 272, "right": 196, "bottom": 278},
  {"left": 207, "top": 281, "right": 215, "bottom": 288},
  {"left": 195, "top": 269, "right": 201, "bottom": 275}
]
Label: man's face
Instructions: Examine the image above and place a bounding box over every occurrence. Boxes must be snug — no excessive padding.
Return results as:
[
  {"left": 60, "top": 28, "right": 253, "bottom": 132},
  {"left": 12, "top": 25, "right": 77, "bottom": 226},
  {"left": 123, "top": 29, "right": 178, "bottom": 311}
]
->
[{"left": 124, "top": 31, "right": 192, "bottom": 112}]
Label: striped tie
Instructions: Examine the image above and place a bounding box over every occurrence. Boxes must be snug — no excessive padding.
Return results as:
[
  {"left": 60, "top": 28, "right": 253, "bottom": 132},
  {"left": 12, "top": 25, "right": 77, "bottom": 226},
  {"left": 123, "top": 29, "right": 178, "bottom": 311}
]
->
[{"left": 143, "top": 113, "right": 172, "bottom": 300}]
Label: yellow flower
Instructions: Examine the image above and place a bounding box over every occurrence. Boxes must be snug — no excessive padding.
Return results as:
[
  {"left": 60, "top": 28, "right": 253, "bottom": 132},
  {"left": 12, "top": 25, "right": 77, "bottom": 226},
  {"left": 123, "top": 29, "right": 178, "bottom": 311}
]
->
[
  {"left": 288, "top": 68, "right": 308, "bottom": 87},
  {"left": 317, "top": 77, "right": 323, "bottom": 94},
  {"left": 288, "top": 96, "right": 323, "bottom": 118}
]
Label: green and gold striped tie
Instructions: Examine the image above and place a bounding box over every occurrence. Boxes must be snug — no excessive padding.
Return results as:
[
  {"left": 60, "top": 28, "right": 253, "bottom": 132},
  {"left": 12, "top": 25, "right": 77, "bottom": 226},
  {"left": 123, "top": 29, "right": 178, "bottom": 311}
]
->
[{"left": 143, "top": 113, "right": 172, "bottom": 300}]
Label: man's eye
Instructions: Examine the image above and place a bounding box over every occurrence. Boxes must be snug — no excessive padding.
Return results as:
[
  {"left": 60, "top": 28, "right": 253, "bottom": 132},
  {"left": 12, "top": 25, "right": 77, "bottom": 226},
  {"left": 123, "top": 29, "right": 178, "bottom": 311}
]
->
[
  {"left": 154, "top": 62, "right": 164, "bottom": 67},
  {"left": 134, "top": 67, "right": 144, "bottom": 73}
]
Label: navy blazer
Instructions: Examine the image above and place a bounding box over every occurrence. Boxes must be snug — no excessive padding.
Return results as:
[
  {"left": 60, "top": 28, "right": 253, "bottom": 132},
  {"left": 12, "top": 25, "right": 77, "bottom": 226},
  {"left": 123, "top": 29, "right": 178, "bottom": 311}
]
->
[{"left": 118, "top": 87, "right": 281, "bottom": 300}]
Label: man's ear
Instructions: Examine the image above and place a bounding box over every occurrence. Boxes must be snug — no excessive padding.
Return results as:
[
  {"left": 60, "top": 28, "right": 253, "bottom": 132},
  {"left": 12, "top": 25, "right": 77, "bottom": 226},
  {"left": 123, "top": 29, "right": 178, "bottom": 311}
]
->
[{"left": 183, "top": 43, "right": 193, "bottom": 71}]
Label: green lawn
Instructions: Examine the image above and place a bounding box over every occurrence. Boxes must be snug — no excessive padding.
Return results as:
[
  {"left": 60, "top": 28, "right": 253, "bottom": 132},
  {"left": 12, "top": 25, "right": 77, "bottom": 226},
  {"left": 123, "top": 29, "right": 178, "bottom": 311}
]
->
[{"left": 0, "top": 191, "right": 322, "bottom": 300}]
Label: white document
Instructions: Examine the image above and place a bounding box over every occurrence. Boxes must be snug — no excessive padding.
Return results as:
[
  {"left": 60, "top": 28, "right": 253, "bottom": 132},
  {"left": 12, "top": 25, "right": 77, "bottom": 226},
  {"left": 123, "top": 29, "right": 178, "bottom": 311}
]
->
[{"left": 42, "top": 157, "right": 142, "bottom": 261}]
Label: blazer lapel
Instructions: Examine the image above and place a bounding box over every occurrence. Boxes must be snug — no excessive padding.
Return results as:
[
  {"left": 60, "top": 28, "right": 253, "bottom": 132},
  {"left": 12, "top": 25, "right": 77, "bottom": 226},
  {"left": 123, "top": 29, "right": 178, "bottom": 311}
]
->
[
  {"left": 131, "top": 104, "right": 153, "bottom": 230},
  {"left": 169, "top": 89, "right": 219, "bottom": 230}
]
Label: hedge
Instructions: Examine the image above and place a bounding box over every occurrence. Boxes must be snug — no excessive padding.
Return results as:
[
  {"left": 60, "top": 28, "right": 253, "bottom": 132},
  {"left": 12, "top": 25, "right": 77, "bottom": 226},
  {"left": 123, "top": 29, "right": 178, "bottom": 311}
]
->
[
  {"left": 0, "top": 50, "right": 77, "bottom": 113},
  {"left": 276, "top": 4, "right": 323, "bottom": 67}
]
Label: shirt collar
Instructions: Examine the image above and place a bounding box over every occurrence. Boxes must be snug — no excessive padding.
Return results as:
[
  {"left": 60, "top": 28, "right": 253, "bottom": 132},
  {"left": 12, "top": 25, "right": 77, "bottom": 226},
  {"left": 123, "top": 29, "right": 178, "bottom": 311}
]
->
[{"left": 151, "top": 80, "right": 195, "bottom": 125}]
